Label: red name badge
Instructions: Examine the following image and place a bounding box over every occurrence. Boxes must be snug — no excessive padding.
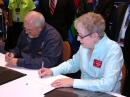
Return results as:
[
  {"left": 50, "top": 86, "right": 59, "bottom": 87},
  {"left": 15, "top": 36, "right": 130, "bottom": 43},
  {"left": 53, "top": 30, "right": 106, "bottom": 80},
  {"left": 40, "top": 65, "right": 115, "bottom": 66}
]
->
[{"left": 93, "top": 59, "right": 102, "bottom": 68}]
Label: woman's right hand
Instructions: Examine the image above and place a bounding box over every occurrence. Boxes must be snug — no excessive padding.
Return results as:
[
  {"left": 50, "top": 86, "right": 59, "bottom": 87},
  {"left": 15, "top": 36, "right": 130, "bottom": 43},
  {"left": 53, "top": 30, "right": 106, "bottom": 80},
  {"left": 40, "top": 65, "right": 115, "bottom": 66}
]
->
[{"left": 38, "top": 68, "right": 53, "bottom": 78}]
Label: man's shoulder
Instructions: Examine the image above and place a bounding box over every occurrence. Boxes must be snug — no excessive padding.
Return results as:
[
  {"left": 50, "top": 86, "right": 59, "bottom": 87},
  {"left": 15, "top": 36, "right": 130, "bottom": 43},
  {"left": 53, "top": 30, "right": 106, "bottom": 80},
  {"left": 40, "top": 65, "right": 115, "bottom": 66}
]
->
[
  {"left": 44, "top": 23, "right": 60, "bottom": 35},
  {"left": 45, "top": 23, "right": 55, "bottom": 30},
  {"left": 42, "top": 23, "right": 62, "bottom": 40}
]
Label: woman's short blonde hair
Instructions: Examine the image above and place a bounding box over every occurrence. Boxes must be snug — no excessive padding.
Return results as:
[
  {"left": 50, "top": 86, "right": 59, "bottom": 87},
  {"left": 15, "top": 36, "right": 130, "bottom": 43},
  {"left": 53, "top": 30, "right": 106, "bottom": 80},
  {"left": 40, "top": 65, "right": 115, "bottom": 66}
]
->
[{"left": 74, "top": 12, "right": 105, "bottom": 38}]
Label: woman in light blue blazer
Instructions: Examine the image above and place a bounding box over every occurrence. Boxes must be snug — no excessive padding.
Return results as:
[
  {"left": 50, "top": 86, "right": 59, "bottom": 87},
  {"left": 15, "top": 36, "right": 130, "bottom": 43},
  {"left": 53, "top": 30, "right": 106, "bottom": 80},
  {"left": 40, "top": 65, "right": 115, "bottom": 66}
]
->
[{"left": 39, "top": 12, "right": 124, "bottom": 93}]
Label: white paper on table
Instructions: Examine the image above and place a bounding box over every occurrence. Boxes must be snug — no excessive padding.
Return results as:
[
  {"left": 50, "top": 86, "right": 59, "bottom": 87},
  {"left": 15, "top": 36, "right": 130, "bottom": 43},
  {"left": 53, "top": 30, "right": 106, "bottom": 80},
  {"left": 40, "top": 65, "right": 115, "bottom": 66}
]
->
[
  {"left": 3, "top": 66, "right": 68, "bottom": 94},
  {"left": 0, "top": 53, "right": 6, "bottom": 67},
  {"left": 0, "top": 76, "right": 45, "bottom": 97},
  {"left": 25, "top": 75, "right": 68, "bottom": 94},
  {"left": 0, "top": 74, "right": 68, "bottom": 96}
]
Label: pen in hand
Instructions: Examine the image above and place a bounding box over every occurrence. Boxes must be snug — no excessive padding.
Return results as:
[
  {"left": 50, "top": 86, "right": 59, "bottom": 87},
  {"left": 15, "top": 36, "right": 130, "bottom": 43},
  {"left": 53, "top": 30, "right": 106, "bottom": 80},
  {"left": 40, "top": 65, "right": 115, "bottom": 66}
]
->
[
  {"left": 40, "top": 61, "right": 44, "bottom": 78},
  {"left": 41, "top": 61, "right": 44, "bottom": 68}
]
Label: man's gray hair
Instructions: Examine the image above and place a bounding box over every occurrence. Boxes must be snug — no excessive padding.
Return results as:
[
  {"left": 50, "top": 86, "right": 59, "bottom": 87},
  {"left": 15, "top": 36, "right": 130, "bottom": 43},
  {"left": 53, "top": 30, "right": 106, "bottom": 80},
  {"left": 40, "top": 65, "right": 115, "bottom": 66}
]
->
[{"left": 24, "top": 11, "right": 45, "bottom": 28}]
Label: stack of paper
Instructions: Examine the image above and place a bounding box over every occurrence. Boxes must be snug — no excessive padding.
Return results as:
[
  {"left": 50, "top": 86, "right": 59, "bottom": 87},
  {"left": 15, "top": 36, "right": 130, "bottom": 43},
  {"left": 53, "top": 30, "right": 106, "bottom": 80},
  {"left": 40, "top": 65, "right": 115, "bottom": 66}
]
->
[{"left": 0, "top": 53, "right": 6, "bottom": 67}]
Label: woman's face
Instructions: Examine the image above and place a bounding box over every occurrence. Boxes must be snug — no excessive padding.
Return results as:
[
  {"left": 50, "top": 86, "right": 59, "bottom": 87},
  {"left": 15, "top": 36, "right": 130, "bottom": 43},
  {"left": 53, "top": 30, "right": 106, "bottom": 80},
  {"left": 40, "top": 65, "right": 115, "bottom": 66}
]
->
[{"left": 76, "top": 23, "right": 99, "bottom": 49}]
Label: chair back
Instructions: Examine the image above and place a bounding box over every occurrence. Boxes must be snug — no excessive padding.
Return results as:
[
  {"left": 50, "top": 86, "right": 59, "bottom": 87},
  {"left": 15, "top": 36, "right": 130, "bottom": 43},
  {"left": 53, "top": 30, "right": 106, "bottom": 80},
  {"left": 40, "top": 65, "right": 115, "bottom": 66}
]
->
[
  {"left": 63, "top": 41, "right": 71, "bottom": 61},
  {"left": 121, "top": 64, "right": 126, "bottom": 94}
]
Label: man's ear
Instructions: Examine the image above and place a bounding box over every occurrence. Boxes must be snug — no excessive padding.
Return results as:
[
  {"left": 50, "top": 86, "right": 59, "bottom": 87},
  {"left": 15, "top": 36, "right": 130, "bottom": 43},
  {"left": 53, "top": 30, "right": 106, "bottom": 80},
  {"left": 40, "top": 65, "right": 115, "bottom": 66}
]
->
[{"left": 38, "top": 27, "right": 42, "bottom": 32}]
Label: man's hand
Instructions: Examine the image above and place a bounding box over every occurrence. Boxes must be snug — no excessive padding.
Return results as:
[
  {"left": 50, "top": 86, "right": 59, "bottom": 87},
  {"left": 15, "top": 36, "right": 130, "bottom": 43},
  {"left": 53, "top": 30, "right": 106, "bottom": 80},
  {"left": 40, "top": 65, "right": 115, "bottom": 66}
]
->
[
  {"left": 5, "top": 52, "right": 15, "bottom": 62},
  {"left": 38, "top": 68, "right": 53, "bottom": 78},
  {"left": 6, "top": 58, "right": 18, "bottom": 67},
  {"left": 51, "top": 78, "right": 74, "bottom": 88}
]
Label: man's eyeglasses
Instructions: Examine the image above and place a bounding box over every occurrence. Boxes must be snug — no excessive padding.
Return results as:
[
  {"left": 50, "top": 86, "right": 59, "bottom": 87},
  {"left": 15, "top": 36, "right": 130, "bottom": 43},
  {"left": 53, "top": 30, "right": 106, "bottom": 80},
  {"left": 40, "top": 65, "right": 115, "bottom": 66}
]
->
[{"left": 77, "top": 33, "right": 93, "bottom": 39}]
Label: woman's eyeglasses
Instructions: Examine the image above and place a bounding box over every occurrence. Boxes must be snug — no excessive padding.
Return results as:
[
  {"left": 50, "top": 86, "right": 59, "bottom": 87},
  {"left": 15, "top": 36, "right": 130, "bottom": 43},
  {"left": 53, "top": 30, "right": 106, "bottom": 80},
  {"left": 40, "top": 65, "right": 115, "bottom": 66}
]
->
[{"left": 77, "top": 33, "right": 93, "bottom": 39}]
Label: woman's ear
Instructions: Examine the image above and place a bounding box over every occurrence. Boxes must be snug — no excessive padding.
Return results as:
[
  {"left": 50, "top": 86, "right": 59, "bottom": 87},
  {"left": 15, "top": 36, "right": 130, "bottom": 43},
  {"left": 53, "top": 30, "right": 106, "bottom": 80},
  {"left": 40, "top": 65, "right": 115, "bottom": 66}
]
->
[
  {"left": 92, "top": 32, "right": 98, "bottom": 38},
  {"left": 92, "top": 32, "right": 100, "bottom": 43}
]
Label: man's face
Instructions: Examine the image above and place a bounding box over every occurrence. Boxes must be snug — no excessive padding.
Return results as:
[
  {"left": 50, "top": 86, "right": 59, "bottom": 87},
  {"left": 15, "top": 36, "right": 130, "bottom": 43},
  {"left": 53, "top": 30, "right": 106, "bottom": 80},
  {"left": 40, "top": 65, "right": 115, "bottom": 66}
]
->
[{"left": 24, "top": 23, "right": 41, "bottom": 38}]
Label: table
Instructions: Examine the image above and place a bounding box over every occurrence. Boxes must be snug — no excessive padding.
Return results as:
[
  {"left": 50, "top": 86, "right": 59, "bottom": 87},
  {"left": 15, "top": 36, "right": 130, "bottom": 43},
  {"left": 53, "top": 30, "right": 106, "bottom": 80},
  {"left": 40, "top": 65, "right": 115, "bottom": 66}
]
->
[
  {"left": 0, "top": 67, "right": 125, "bottom": 97},
  {"left": 45, "top": 88, "right": 115, "bottom": 97}
]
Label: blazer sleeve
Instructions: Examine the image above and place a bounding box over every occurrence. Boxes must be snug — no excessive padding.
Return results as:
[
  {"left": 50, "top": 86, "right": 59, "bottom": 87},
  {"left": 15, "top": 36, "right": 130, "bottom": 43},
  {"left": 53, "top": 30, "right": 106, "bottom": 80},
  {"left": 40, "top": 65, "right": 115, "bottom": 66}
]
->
[{"left": 51, "top": 49, "right": 80, "bottom": 75}]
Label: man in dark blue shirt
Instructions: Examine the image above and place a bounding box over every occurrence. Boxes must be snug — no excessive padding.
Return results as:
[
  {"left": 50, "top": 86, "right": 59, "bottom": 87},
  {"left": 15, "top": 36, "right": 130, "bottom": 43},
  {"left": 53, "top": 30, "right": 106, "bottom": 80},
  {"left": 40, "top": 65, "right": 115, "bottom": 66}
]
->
[{"left": 5, "top": 11, "right": 63, "bottom": 69}]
